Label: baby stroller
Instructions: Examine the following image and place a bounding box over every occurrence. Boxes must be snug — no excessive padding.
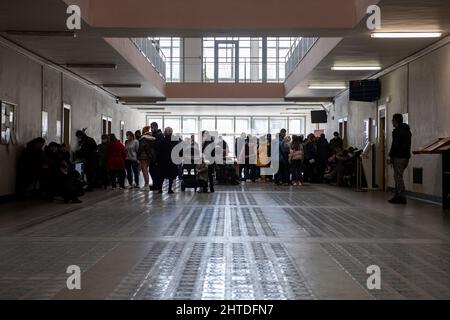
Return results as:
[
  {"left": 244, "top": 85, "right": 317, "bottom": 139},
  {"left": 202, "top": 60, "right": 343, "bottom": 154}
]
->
[{"left": 181, "top": 163, "right": 198, "bottom": 192}]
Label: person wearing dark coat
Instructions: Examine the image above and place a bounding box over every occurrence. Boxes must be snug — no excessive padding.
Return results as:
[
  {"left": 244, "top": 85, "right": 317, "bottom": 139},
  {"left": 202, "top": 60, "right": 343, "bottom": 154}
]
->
[
  {"left": 236, "top": 133, "right": 249, "bottom": 181},
  {"left": 316, "top": 134, "right": 331, "bottom": 182},
  {"left": 157, "top": 127, "right": 181, "bottom": 194},
  {"left": 303, "top": 134, "right": 318, "bottom": 183},
  {"left": 97, "top": 135, "right": 109, "bottom": 189},
  {"left": 18, "top": 137, "right": 46, "bottom": 196},
  {"left": 57, "top": 160, "right": 83, "bottom": 204},
  {"left": 202, "top": 130, "right": 215, "bottom": 192},
  {"left": 134, "top": 130, "right": 142, "bottom": 141},
  {"left": 43, "top": 142, "right": 64, "bottom": 198},
  {"left": 274, "top": 129, "right": 289, "bottom": 185},
  {"left": 75, "top": 130, "right": 98, "bottom": 191},
  {"left": 388, "top": 113, "right": 412, "bottom": 204},
  {"left": 329, "top": 132, "right": 344, "bottom": 155},
  {"left": 150, "top": 122, "right": 165, "bottom": 190}
]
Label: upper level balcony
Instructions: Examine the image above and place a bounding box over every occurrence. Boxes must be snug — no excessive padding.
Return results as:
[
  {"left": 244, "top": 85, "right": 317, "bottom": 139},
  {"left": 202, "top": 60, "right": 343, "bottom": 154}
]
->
[{"left": 131, "top": 37, "right": 167, "bottom": 80}]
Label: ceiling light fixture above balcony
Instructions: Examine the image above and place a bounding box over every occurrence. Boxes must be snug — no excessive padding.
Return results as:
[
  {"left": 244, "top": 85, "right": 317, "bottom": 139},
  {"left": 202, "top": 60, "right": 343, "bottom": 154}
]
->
[
  {"left": 371, "top": 32, "right": 442, "bottom": 38},
  {"left": 308, "top": 84, "right": 347, "bottom": 90},
  {"left": 331, "top": 66, "right": 382, "bottom": 71}
]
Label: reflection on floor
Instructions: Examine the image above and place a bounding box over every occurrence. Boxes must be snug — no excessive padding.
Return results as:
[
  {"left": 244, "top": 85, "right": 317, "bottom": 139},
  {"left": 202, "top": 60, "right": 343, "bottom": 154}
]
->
[{"left": 0, "top": 182, "right": 450, "bottom": 300}]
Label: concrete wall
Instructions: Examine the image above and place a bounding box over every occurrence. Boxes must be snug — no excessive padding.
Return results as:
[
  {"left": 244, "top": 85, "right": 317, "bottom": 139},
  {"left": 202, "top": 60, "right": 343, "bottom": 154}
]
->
[
  {"left": 328, "top": 90, "right": 377, "bottom": 149},
  {"left": 0, "top": 44, "right": 145, "bottom": 197},
  {"left": 326, "top": 42, "right": 450, "bottom": 199}
]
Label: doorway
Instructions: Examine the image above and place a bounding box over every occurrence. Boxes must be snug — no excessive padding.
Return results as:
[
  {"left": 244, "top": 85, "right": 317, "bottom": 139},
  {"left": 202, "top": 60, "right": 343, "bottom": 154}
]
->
[
  {"left": 120, "top": 121, "right": 125, "bottom": 142},
  {"left": 214, "top": 41, "right": 239, "bottom": 83},
  {"left": 377, "top": 106, "right": 387, "bottom": 190},
  {"left": 338, "top": 117, "right": 348, "bottom": 149},
  {"left": 343, "top": 118, "right": 348, "bottom": 149},
  {"left": 62, "top": 103, "right": 71, "bottom": 149},
  {"left": 102, "top": 115, "right": 112, "bottom": 135}
]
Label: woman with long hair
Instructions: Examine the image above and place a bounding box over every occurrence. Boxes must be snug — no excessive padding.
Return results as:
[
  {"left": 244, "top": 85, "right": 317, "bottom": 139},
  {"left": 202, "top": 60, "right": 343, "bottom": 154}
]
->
[
  {"left": 289, "top": 135, "right": 304, "bottom": 186},
  {"left": 137, "top": 126, "right": 155, "bottom": 190}
]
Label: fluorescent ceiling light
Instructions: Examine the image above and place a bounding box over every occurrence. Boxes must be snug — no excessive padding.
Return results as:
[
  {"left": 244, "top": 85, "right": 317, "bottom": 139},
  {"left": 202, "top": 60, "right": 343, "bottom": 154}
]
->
[
  {"left": 371, "top": 32, "right": 442, "bottom": 38},
  {"left": 331, "top": 66, "right": 381, "bottom": 71},
  {"left": 102, "top": 84, "right": 141, "bottom": 88},
  {"left": 309, "top": 84, "right": 347, "bottom": 90}
]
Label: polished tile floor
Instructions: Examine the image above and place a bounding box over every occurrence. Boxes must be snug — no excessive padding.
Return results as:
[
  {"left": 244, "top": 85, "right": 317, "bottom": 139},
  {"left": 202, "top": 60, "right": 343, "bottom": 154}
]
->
[{"left": 1, "top": 182, "right": 450, "bottom": 300}]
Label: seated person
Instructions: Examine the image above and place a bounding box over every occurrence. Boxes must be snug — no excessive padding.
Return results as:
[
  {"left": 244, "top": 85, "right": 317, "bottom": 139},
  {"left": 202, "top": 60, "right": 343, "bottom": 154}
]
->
[
  {"left": 196, "top": 158, "right": 209, "bottom": 193},
  {"left": 57, "top": 160, "right": 83, "bottom": 204},
  {"left": 324, "top": 149, "right": 352, "bottom": 185}
]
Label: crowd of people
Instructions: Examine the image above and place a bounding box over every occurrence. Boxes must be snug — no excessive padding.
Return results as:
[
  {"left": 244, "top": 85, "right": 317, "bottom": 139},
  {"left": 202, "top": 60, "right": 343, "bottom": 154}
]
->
[
  {"left": 230, "top": 129, "right": 359, "bottom": 187},
  {"left": 16, "top": 113, "right": 411, "bottom": 205},
  {"left": 15, "top": 123, "right": 371, "bottom": 204},
  {"left": 17, "top": 138, "right": 83, "bottom": 203}
]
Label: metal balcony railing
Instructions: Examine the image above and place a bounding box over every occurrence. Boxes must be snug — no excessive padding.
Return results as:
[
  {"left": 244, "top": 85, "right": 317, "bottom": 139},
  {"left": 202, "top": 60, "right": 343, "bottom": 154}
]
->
[
  {"left": 131, "top": 38, "right": 167, "bottom": 80},
  {"left": 284, "top": 37, "right": 319, "bottom": 79},
  {"left": 166, "top": 57, "right": 288, "bottom": 83}
]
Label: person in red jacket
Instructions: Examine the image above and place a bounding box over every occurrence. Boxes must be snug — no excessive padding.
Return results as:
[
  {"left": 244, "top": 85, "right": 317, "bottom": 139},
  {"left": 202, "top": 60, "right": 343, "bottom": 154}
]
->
[{"left": 106, "top": 134, "right": 127, "bottom": 189}]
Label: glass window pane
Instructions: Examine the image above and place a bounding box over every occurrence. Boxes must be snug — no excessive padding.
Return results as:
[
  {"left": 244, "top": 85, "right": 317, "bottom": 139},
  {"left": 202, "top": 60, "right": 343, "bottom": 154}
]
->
[
  {"left": 240, "top": 48, "right": 250, "bottom": 58},
  {"left": 279, "top": 39, "right": 292, "bottom": 48},
  {"left": 270, "top": 118, "right": 288, "bottom": 135},
  {"left": 172, "top": 62, "right": 180, "bottom": 81},
  {"left": 183, "top": 117, "right": 197, "bottom": 134},
  {"left": 200, "top": 118, "right": 216, "bottom": 132},
  {"left": 220, "top": 135, "right": 235, "bottom": 157},
  {"left": 252, "top": 118, "right": 268, "bottom": 135},
  {"left": 217, "top": 118, "right": 234, "bottom": 134},
  {"left": 267, "top": 64, "right": 277, "bottom": 81},
  {"left": 160, "top": 39, "right": 172, "bottom": 47},
  {"left": 289, "top": 117, "right": 305, "bottom": 135},
  {"left": 239, "top": 40, "right": 250, "bottom": 48},
  {"left": 147, "top": 116, "right": 163, "bottom": 127},
  {"left": 164, "top": 117, "right": 181, "bottom": 134},
  {"left": 182, "top": 134, "right": 199, "bottom": 143},
  {"left": 267, "top": 48, "right": 277, "bottom": 59},
  {"left": 203, "top": 47, "right": 214, "bottom": 58},
  {"left": 235, "top": 118, "right": 250, "bottom": 134}
]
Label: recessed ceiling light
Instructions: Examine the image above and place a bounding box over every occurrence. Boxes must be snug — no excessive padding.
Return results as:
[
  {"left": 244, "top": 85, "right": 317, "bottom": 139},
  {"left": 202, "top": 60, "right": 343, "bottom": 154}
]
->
[
  {"left": 309, "top": 84, "right": 347, "bottom": 90},
  {"left": 371, "top": 32, "right": 442, "bottom": 38},
  {"left": 331, "top": 66, "right": 381, "bottom": 71}
]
